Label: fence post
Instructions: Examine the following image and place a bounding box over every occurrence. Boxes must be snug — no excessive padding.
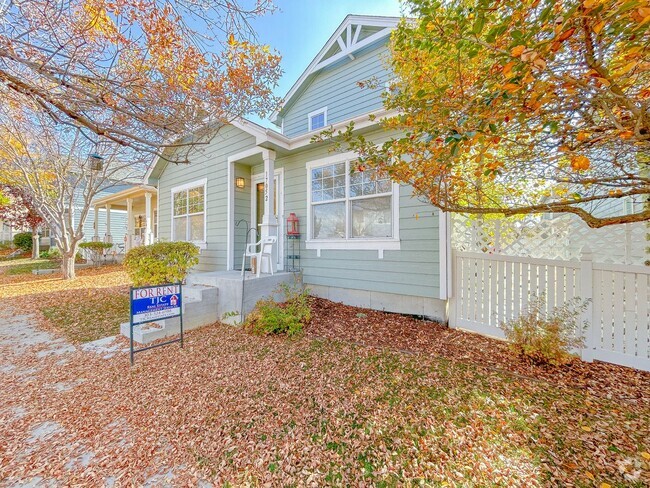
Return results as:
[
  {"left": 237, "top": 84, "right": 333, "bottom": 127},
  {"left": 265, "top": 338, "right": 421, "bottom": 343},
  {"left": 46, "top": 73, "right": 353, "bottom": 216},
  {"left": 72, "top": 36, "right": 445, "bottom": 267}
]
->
[{"left": 580, "top": 246, "right": 595, "bottom": 362}]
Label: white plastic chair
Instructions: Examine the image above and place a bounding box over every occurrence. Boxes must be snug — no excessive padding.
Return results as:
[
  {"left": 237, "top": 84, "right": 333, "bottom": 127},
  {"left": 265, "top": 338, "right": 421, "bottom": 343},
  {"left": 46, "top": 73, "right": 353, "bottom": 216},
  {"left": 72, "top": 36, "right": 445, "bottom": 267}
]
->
[{"left": 241, "top": 236, "right": 277, "bottom": 277}]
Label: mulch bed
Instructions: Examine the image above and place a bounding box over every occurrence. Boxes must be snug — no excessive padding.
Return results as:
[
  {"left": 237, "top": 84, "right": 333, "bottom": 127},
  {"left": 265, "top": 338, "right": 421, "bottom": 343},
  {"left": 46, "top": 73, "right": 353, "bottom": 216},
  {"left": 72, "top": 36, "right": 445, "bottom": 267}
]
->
[{"left": 306, "top": 297, "right": 650, "bottom": 406}]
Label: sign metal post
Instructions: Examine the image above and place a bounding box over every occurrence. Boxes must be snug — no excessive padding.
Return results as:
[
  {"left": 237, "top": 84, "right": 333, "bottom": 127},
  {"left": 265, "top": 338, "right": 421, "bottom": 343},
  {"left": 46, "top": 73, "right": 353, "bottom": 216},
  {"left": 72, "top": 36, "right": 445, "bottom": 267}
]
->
[{"left": 129, "top": 283, "right": 184, "bottom": 365}]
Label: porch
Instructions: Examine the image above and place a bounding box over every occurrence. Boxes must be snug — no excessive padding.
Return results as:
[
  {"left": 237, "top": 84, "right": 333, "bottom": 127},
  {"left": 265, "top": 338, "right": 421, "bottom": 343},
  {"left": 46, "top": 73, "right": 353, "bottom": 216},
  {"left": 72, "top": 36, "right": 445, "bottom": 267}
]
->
[{"left": 91, "top": 185, "right": 158, "bottom": 254}]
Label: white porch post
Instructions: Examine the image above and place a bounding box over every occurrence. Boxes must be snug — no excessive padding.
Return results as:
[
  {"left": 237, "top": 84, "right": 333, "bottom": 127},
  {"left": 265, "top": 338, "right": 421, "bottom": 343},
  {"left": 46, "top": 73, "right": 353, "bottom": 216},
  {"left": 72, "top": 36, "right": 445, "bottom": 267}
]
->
[
  {"left": 105, "top": 204, "right": 112, "bottom": 243},
  {"left": 93, "top": 206, "right": 99, "bottom": 241},
  {"left": 144, "top": 192, "right": 153, "bottom": 245},
  {"left": 126, "top": 198, "right": 133, "bottom": 251},
  {"left": 260, "top": 150, "right": 278, "bottom": 272}
]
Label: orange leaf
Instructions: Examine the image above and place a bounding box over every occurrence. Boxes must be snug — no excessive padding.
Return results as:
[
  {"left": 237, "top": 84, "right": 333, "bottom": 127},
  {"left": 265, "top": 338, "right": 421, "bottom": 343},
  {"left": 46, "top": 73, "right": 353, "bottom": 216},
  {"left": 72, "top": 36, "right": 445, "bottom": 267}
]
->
[
  {"left": 511, "top": 45, "right": 526, "bottom": 57},
  {"left": 557, "top": 28, "right": 576, "bottom": 42}
]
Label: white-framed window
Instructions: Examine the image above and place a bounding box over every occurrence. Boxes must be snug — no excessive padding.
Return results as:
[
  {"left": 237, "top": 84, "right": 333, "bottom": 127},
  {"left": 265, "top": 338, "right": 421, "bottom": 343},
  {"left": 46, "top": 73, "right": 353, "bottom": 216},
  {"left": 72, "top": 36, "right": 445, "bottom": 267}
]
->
[
  {"left": 171, "top": 179, "right": 207, "bottom": 246},
  {"left": 306, "top": 152, "right": 400, "bottom": 253},
  {"left": 308, "top": 107, "right": 327, "bottom": 132}
]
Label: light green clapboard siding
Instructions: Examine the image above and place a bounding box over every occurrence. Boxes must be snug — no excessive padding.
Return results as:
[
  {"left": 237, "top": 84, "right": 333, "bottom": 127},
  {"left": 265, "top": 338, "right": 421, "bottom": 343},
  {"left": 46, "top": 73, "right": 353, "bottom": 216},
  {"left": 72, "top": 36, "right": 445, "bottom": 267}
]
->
[
  {"left": 274, "top": 129, "right": 441, "bottom": 299},
  {"left": 157, "top": 126, "right": 256, "bottom": 272},
  {"left": 281, "top": 42, "right": 391, "bottom": 138}
]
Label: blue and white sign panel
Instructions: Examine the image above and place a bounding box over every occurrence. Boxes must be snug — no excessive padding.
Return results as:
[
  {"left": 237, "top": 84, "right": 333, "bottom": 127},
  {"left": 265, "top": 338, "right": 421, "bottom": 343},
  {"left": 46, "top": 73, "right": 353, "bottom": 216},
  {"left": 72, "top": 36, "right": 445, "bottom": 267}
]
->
[{"left": 131, "top": 284, "right": 182, "bottom": 324}]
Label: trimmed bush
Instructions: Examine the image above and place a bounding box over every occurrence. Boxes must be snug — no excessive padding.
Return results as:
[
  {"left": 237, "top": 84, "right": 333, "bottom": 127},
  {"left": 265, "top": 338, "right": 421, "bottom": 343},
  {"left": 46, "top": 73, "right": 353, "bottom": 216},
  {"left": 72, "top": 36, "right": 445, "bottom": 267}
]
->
[
  {"left": 244, "top": 283, "right": 311, "bottom": 337},
  {"left": 123, "top": 241, "right": 200, "bottom": 286},
  {"left": 13, "top": 232, "right": 33, "bottom": 251},
  {"left": 79, "top": 241, "right": 113, "bottom": 264},
  {"left": 501, "top": 294, "right": 589, "bottom": 366}
]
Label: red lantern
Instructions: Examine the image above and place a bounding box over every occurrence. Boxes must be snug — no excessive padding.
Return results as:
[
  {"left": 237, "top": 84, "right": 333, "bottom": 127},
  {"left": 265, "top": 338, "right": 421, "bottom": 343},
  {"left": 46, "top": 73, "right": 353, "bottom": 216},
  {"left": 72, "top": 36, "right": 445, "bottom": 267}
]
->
[{"left": 287, "top": 212, "right": 299, "bottom": 236}]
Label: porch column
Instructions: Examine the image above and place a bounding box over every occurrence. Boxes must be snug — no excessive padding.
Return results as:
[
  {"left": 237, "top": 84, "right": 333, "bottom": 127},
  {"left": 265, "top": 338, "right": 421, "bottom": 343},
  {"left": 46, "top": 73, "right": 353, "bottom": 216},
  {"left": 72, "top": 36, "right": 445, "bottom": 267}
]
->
[
  {"left": 259, "top": 150, "right": 278, "bottom": 273},
  {"left": 126, "top": 198, "right": 133, "bottom": 251},
  {"left": 93, "top": 206, "right": 99, "bottom": 241},
  {"left": 105, "top": 204, "right": 112, "bottom": 243},
  {"left": 144, "top": 192, "right": 153, "bottom": 245}
]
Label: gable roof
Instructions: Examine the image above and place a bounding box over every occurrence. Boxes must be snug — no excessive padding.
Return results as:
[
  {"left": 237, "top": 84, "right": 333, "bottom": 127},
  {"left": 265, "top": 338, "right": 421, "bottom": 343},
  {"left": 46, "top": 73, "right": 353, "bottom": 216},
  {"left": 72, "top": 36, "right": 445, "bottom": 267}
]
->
[{"left": 270, "top": 14, "right": 400, "bottom": 126}]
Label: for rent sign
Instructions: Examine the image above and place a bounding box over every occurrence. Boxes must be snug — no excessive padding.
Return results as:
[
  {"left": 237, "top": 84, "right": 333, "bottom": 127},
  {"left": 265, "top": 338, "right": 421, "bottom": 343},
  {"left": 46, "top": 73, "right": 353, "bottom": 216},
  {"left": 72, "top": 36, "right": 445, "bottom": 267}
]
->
[{"left": 131, "top": 284, "right": 182, "bottom": 324}]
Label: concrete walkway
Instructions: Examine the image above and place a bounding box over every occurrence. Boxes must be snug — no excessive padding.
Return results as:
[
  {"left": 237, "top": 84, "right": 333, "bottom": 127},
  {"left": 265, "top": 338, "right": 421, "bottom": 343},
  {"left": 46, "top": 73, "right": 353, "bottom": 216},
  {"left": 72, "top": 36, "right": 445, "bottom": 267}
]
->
[{"left": 0, "top": 308, "right": 210, "bottom": 487}]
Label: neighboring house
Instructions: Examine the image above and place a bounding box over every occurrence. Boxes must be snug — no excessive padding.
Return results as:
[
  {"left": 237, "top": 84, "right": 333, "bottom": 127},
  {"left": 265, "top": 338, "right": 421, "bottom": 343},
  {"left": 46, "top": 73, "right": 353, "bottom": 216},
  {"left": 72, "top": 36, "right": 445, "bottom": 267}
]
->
[
  {"left": 92, "top": 185, "right": 158, "bottom": 253},
  {"left": 49, "top": 184, "right": 131, "bottom": 252},
  {"left": 143, "top": 15, "right": 450, "bottom": 320},
  {"left": 0, "top": 219, "right": 18, "bottom": 243}
]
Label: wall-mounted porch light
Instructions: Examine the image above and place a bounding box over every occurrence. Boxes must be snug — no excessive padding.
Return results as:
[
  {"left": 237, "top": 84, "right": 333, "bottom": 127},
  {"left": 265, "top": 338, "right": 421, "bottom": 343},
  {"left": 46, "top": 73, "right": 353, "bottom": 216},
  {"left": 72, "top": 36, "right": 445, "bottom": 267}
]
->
[{"left": 235, "top": 177, "right": 245, "bottom": 189}]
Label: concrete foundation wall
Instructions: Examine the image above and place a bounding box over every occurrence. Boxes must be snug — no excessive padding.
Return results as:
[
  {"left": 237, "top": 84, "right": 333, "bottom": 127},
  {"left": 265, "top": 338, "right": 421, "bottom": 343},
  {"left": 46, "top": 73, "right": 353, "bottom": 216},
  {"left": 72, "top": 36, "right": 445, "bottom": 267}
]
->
[{"left": 309, "top": 284, "right": 447, "bottom": 323}]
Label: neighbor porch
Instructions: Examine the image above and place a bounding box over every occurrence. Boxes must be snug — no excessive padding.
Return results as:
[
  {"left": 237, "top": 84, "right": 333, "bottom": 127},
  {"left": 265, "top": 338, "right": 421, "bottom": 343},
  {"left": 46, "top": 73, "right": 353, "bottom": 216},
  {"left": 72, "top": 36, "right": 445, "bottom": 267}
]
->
[{"left": 91, "top": 185, "right": 158, "bottom": 254}]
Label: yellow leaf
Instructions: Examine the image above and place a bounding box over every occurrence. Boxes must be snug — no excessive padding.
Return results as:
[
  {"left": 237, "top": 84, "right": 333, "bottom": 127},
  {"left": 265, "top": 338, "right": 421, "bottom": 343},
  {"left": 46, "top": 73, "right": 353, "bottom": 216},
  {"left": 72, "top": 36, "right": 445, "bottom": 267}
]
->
[
  {"left": 585, "top": 471, "right": 595, "bottom": 481},
  {"left": 641, "top": 451, "right": 650, "bottom": 460},
  {"left": 577, "top": 132, "right": 589, "bottom": 142},
  {"left": 584, "top": 0, "right": 599, "bottom": 8},
  {"left": 600, "top": 483, "right": 612, "bottom": 488},
  {"left": 593, "top": 20, "right": 605, "bottom": 33},
  {"left": 228, "top": 33, "right": 235, "bottom": 45},
  {"left": 511, "top": 45, "right": 526, "bottom": 57},
  {"left": 503, "top": 83, "right": 520, "bottom": 93},
  {"left": 617, "top": 61, "right": 637, "bottom": 75},
  {"left": 581, "top": 425, "right": 593, "bottom": 432}
]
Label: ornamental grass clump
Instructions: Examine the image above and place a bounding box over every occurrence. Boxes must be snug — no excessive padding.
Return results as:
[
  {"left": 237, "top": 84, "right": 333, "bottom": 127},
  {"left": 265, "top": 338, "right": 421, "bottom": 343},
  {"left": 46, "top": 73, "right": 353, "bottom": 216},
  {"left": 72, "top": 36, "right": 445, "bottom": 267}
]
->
[
  {"left": 244, "top": 282, "right": 311, "bottom": 337},
  {"left": 501, "top": 294, "right": 589, "bottom": 366},
  {"left": 123, "top": 241, "right": 199, "bottom": 286}
]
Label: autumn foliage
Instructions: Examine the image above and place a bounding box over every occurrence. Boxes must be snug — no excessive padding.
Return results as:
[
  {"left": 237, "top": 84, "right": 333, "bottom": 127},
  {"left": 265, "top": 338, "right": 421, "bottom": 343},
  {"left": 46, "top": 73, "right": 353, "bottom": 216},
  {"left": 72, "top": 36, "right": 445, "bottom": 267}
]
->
[
  {"left": 327, "top": 0, "right": 650, "bottom": 227},
  {"left": 0, "top": 0, "right": 282, "bottom": 161}
]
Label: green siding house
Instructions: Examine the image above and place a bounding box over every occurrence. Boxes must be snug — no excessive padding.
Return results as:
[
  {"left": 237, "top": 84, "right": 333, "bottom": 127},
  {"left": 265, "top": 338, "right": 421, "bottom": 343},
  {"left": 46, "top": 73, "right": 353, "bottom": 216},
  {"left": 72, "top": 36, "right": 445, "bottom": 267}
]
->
[{"left": 145, "top": 15, "right": 451, "bottom": 321}]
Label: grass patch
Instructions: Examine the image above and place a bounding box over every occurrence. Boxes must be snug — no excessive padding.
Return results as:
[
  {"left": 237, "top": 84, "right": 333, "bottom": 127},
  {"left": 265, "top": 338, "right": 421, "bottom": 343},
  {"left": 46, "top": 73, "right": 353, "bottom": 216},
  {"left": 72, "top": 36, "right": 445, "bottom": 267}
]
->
[
  {"left": 2, "top": 259, "right": 59, "bottom": 275},
  {"left": 41, "top": 291, "right": 129, "bottom": 342}
]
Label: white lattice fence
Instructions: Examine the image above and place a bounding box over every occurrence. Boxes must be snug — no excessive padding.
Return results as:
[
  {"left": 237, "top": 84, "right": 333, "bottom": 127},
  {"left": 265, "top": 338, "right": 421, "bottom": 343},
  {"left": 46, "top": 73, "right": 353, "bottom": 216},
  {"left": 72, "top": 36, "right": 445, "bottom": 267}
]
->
[
  {"left": 452, "top": 214, "right": 647, "bottom": 265},
  {"left": 450, "top": 250, "right": 650, "bottom": 372}
]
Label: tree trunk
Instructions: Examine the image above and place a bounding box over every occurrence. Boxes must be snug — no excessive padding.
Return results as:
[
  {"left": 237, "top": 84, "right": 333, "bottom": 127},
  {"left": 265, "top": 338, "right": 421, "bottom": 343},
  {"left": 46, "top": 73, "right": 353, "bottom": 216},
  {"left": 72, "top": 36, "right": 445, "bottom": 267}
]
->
[
  {"left": 31, "top": 227, "right": 40, "bottom": 260},
  {"left": 61, "top": 252, "right": 76, "bottom": 279}
]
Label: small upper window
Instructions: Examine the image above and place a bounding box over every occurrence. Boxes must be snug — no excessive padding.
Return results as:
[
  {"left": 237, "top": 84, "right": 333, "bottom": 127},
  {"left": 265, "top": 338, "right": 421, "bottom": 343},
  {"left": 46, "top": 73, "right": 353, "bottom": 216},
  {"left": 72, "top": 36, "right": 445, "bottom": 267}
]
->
[{"left": 308, "top": 107, "right": 327, "bottom": 131}]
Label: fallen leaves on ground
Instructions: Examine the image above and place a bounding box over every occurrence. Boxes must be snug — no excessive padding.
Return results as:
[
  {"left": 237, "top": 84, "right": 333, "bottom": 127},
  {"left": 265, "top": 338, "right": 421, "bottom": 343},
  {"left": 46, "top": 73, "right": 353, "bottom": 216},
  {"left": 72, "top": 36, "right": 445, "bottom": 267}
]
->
[
  {"left": 307, "top": 298, "right": 650, "bottom": 407},
  {"left": 1, "top": 307, "right": 648, "bottom": 485},
  {"left": 0, "top": 264, "right": 131, "bottom": 342}
]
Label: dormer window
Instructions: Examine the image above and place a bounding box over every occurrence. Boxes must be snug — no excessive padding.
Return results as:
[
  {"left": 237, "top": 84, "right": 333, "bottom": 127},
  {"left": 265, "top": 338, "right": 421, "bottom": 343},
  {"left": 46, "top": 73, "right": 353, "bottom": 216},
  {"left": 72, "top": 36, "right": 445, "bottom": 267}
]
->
[{"left": 308, "top": 107, "right": 327, "bottom": 131}]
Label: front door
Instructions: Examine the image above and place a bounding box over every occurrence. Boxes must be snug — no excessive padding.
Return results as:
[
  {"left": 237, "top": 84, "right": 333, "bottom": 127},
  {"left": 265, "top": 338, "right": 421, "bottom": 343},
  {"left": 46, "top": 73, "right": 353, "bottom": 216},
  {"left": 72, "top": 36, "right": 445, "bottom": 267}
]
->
[{"left": 251, "top": 171, "right": 283, "bottom": 270}]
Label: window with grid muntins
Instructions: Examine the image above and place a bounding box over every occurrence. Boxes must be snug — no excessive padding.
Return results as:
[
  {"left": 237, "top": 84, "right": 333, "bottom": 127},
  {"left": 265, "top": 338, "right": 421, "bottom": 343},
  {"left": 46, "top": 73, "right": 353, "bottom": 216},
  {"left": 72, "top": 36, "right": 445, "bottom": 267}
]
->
[
  {"left": 173, "top": 185, "right": 205, "bottom": 242},
  {"left": 310, "top": 160, "right": 393, "bottom": 240}
]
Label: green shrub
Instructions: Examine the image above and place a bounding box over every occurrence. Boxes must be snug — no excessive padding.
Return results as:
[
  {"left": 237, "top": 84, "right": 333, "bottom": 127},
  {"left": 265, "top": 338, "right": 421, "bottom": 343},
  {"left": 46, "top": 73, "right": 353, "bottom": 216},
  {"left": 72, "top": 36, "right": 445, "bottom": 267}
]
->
[
  {"left": 13, "top": 232, "right": 33, "bottom": 251},
  {"left": 79, "top": 241, "right": 113, "bottom": 264},
  {"left": 244, "top": 282, "right": 311, "bottom": 337},
  {"left": 501, "top": 294, "right": 589, "bottom": 366},
  {"left": 40, "top": 247, "right": 62, "bottom": 260},
  {"left": 123, "top": 241, "right": 200, "bottom": 286}
]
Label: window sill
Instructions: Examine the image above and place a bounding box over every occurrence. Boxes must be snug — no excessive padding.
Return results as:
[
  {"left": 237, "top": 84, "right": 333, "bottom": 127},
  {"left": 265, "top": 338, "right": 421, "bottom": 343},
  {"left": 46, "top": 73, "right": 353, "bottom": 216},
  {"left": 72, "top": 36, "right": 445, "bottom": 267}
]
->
[{"left": 305, "top": 238, "right": 400, "bottom": 258}]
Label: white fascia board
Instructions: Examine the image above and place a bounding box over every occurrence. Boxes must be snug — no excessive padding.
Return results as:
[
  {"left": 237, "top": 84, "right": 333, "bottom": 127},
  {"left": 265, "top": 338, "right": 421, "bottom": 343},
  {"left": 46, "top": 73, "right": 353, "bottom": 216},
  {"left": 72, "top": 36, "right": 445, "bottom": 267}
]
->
[{"left": 270, "top": 15, "right": 400, "bottom": 124}]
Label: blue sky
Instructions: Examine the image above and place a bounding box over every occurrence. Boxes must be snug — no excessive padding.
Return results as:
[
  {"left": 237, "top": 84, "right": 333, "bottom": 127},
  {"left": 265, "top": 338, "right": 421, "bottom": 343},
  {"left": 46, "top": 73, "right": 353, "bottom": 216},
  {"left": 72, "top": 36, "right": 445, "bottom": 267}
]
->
[{"left": 248, "top": 0, "right": 404, "bottom": 127}]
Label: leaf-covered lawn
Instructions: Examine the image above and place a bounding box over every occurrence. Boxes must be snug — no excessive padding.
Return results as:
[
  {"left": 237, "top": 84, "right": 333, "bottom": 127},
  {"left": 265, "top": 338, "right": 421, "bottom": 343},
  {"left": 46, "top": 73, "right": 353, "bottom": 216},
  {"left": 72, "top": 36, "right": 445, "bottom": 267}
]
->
[
  {"left": 41, "top": 292, "right": 129, "bottom": 342},
  {"left": 0, "top": 264, "right": 131, "bottom": 342},
  {"left": 1, "top": 319, "right": 648, "bottom": 486},
  {"left": 0, "top": 268, "right": 648, "bottom": 485}
]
